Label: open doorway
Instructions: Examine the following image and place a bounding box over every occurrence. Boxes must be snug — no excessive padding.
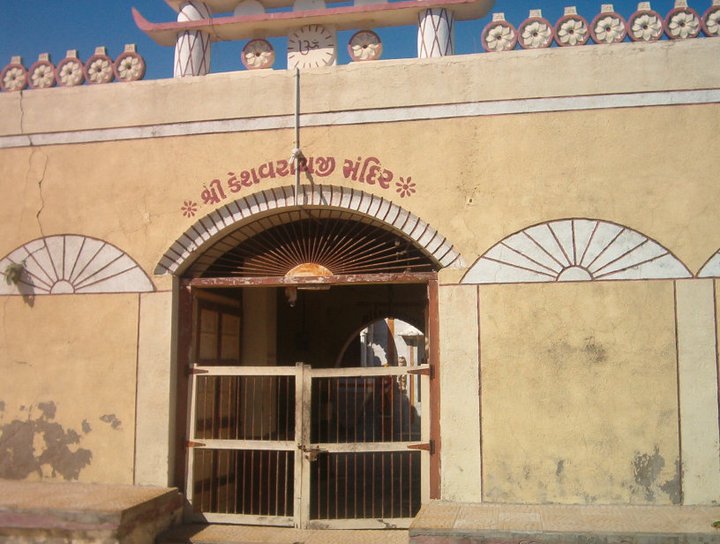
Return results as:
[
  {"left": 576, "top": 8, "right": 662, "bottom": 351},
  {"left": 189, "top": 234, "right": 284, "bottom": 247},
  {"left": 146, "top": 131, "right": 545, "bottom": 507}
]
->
[{"left": 180, "top": 279, "right": 435, "bottom": 528}]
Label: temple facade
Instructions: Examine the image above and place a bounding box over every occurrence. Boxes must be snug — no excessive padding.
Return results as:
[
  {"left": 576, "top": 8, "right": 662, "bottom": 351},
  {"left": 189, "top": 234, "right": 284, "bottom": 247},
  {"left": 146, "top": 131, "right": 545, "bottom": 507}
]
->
[{"left": 0, "top": 0, "right": 719, "bottom": 533}]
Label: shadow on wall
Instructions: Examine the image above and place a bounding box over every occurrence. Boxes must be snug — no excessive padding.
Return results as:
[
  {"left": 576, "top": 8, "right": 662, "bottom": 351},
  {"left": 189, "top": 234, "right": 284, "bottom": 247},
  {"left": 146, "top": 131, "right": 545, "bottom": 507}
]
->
[{"left": 0, "top": 401, "right": 93, "bottom": 480}]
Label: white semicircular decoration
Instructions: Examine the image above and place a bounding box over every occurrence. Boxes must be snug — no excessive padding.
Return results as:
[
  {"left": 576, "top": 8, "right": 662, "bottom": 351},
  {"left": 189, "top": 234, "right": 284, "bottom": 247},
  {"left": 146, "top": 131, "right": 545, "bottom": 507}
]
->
[
  {"left": 0, "top": 234, "right": 155, "bottom": 296},
  {"left": 697, "top": 251, "right": 720, "bottom": 278},
  {"left": 462, "top": 219, "right": 692, "bottom": 285}
]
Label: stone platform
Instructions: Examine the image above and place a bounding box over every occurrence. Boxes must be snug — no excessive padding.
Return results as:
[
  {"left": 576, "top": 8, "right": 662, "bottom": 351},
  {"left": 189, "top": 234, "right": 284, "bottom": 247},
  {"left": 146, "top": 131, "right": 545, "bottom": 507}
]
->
[
  {"left": 0, "top": 479, "right": 183, "bottom": 543},
  {"left": 409, "top": 502, "right": 720, "bottom": 544}
]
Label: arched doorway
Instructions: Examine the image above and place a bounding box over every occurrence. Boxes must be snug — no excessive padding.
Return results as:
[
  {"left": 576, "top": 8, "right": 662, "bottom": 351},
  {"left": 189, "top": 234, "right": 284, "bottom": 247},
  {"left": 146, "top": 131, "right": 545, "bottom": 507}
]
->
[{"left": 168, "top": 187, "right": 455, "bottom": 529}]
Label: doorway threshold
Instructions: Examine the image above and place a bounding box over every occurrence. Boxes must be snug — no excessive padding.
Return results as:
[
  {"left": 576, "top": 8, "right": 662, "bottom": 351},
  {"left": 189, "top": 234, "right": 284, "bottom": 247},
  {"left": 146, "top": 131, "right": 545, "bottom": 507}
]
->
[{"left": 159, "top": 524, "right": 409, "bottom": 544}]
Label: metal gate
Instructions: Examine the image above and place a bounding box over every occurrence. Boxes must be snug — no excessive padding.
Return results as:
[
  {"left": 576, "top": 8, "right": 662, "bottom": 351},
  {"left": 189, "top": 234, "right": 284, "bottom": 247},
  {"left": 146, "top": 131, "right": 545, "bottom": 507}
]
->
[{"left": 186, "top": 363, "right": 430, "bottom": 528}]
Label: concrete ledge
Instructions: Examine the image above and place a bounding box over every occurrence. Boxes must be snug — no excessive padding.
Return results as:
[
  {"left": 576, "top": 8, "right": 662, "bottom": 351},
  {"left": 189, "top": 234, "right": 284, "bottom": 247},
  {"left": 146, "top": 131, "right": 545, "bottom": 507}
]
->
[
  {"left": 410, "top": 502, "right": 720, "bottom": 544},
  {"left": 0, "top": 480, "right": 184, "bottom": 543}
]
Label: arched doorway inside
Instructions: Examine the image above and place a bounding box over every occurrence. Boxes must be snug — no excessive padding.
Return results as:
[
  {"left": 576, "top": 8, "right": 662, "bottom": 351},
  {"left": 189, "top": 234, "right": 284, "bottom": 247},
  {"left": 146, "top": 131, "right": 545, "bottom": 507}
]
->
[{"left": 170, "top": 191, "right": 453, "bottom": 529}]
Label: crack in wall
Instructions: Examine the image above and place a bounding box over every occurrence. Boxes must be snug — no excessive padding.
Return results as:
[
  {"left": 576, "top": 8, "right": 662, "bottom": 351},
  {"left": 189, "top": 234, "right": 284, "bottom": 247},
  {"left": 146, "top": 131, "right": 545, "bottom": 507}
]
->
[{"left": 32, "top": 151, "right": 49, "bottom": 239}]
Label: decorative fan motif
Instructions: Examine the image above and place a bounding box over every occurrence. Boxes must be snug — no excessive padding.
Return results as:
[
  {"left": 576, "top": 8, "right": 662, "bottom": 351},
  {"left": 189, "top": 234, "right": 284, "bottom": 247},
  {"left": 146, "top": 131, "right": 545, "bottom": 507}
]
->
[
  {"left": 200, "top": 213, "right": 436, "bottom": 278},
  {"left": 462, "top": 219, "right": 691, "bottom": 285},
  {"left": 0, "top": 235, "right": 154, "bottom": 295},
  {"left": 697, "top": 251, "right": 720, "bottom": 278}
]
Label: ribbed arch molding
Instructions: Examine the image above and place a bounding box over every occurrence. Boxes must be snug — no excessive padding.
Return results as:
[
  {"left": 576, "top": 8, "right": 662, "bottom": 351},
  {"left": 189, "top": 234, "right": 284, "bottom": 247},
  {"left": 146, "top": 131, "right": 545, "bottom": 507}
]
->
[
  {"left": 156, "top": 185, "right": 465, "bottom": 276},
  {"left": 0, "top": 234, "right": 155, "bottom": 295},
  {"left": 462, "top": 218, "right": 692, "bottom": 285}
]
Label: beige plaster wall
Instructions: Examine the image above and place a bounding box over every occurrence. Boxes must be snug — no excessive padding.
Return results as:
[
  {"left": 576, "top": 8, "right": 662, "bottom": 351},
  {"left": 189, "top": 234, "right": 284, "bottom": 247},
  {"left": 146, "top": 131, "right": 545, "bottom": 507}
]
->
[
  {"left": 479, "top": 281, "right": 680, "bottom": 504},
  {"left": 1, "top": 102, "right": 718, "bottom": 277},
  {"left": 0, "top": 294, "right": 139, "bottom": 484},
  {"left": 0, "top": 35, "right": 718, "bottom": 502}
]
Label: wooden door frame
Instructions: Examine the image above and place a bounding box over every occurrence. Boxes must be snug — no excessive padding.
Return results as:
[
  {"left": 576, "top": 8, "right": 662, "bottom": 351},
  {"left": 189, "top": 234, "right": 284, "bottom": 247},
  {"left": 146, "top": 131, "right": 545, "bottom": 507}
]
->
[{"left": 174, "top": 272, "right": 442, "bottom": 502}]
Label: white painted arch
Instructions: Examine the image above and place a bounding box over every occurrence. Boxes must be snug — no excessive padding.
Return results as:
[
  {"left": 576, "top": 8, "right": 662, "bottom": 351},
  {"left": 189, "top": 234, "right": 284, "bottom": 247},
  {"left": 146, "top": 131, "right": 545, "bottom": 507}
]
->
[
  {"left": 156, "top": 185, "right": 465, "bottom": 276},
  {"left": 462, "top": 218, "right": 692, "bottom": 285}
]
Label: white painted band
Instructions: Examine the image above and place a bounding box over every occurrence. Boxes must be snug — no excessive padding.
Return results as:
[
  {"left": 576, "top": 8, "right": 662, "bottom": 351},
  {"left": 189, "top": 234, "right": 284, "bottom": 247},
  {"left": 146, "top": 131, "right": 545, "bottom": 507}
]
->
[{"left": 1, "top": 88, "right": 718, "bottom": 149}]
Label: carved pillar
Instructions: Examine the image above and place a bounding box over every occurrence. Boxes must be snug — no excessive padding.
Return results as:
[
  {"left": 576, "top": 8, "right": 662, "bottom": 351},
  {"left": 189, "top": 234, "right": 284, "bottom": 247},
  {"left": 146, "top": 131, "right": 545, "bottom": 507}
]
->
[
  {"left": 173, "top": 1, "right": 212, "bottom": 77},
  {"left": 417, "top": 8, "right": 455, "bottom": 58}
]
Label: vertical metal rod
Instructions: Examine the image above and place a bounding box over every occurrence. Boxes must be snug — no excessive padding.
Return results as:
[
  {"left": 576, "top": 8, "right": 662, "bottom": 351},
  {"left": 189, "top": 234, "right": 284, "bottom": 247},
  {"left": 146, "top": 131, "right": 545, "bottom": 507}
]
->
[
  {"left": 233, "top": 450, "right": 239, "bottom": 514},
  {"left": 275, "top": 450, "right": 280, "bottom": 515},
  {"left": 390, "top": 452, "right": 395, "bottom": 519},
  {"left": 241, "top": 449, "right": 247, "bottom": 513},
  {"left": 283, "top": 450, "right": 289, "bottom": 516},
  {"left": 294, "top": 67, "right": 300, "bottom": 206},
  {"left": 371, "top": 452, "right": 376, "bottom": 517},
  {"left": 409, "top": 452, "right": 414, "bottom": 517}
]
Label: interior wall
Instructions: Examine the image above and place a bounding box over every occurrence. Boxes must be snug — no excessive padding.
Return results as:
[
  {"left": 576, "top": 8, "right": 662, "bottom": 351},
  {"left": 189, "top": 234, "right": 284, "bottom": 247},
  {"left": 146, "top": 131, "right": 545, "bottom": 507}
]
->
[
  {"left": 242, "top": 288, "right": 277, "bottom": 367},
  {"left": 275, "top": 284, "right": 426, "bottom": 368},
  {"left": 479, "top": 281, "right": 680, "bottom": 505}
]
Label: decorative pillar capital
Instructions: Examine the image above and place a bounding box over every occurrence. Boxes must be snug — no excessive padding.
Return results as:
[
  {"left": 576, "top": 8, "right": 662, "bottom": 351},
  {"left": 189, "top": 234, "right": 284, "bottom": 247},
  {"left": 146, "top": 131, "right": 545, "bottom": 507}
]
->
[
  {"left": 417, "top": 8, "right": 455, "bottom": 58},
  {"left": 174, "top": 0, "right": 212, "bottom": 77}
]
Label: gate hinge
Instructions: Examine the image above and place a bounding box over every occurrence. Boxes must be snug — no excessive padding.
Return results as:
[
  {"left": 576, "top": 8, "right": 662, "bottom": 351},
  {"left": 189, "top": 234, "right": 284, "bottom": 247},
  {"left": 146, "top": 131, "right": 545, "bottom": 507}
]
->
[
  {"left": 407, "top": 440, "right": 434, "bottom": 454},
  {"left": 186, "top": 440, "right": 206, "bottom": 448},
  {"left": 407, "top": 365, "right": 433, "bottom": 379}
]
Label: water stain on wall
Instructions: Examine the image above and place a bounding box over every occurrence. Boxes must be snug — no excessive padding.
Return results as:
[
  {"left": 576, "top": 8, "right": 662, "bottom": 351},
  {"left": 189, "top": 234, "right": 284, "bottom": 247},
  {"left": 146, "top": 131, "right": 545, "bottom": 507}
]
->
[
  {"left": 0, "top": 401, "right": 92, "bottom": 480},
  {"left": 546, "top": 336, "right": 609, "bottom": 371}
]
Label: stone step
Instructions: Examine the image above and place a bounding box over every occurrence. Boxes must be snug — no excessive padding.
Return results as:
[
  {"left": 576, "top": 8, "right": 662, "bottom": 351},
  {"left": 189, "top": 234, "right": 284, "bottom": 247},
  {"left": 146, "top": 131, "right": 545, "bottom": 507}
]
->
[
  {"left": 410, "top": 502, "right": 720, "bottom": 544},
  {"left": 0, "top": 479, "right": 183, "bottom": 544}
]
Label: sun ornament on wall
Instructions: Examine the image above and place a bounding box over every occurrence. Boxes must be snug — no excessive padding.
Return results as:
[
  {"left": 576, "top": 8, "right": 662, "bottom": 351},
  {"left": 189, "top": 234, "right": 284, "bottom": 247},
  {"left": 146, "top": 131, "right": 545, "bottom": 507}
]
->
[
  {"left": 481, "top": 13, "right": 518, "bottom": 52},
  {"left": 518, "top": 10, "right": 554, "bottom": 49},
  {"left": 590, "top": 6, "right": 628, "bottom": 44},
  {"left": 242, "top": 39, "right": 276, "bottom": 69},
  {"left": 84, "top": 47, "right": 115, "bottom": 84},
  {"left": 0, "top": 235, "right": 155, "bottom": 296},
  {"left": 555, "top": 8, "right": 590, "bottom": 46},
  {"left": 28, "top": 54, "right": 56, "bottom": 89},
  {"left": 55, "top": 50, "right": 85, "bottom": 87},
  {"left": 628, "top": 3, "right": 664, "bottom": 41},
  {"left": 114, "top": 44, "right": 146, "bottom": 81},
  {"left": 462, "top": 219, "right": 692, "bottom": 285},
  {"left": 348, "top": 30, "right": 383, "bottom": 62},
  {"left": 0, "top": 57, "right": 27, "bottom": 92},
  {"left": 704, "top": 2, "right": 720, "bottom": 36},
  {"left": 665, "top": 4, "right": 702, "bottom": 39}
]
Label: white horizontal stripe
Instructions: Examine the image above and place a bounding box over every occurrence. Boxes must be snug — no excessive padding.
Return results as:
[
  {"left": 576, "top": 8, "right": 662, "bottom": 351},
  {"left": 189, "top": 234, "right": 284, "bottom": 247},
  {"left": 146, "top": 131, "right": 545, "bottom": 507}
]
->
[{"left": 1, "top": 89, "right": 718, "bottom": 149}]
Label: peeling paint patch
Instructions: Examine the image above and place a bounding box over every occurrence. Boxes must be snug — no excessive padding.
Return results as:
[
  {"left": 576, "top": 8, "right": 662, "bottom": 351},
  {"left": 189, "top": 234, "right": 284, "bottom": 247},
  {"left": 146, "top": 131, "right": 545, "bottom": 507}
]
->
[
  {"left": 632, "top": 447, "right": 665, "bottom": 501},
  {"left": 37, "top": 401, "right": 56, "bottom": 420},
  {"left": 0, "top": 402, "right": 92, "bottom": 480},
  {"left": 100, "top": 414, "right": 122, "bottom": 430},
  {"left": 631, "top": 446, "right": 679, "bottom": 503},
  {"left": 556, "top": 459, "right": 565, "bottom": 478},
  {"left": 660, "top": 458, "right": 682, "bottom": 505}
]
